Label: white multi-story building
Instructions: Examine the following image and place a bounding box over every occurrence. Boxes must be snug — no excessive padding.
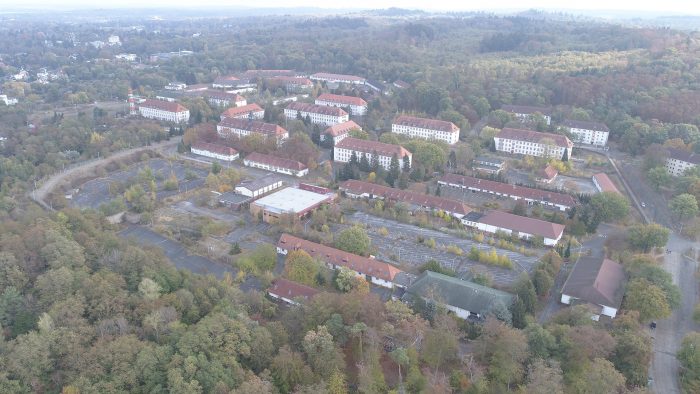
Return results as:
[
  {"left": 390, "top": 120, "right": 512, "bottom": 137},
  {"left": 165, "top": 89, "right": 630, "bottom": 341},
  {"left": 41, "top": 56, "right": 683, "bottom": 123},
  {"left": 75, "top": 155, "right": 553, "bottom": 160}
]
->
[
  {"left": 322, "top": 120, "right": 362, "bottom": 145},
  {"left": 309, "top": 72, "right": 366, "bottom": 85},
  {"left": 165, "top": 82, "right": 187, "bottom": 91},
  {"left": 204, "top": 90, "right": 246, "bottom": 107},
  {"left": 334, "top": 137, "right": 412, "bottom": 170},
  {"left": 494, "top": 128, "right": 573, "bottom": 161},
  {"left": 284, "top": 102, "right": 348, "bottom": 126},
  {"left": 315, "top": 93, "right": 367, "bottom": 116},
  {"left": 243, "top": 152, "right": 308, "bottom": 177},
  {"left": 217, "top": 118, "right": 288, "bottom": 144},
  {"left": 107, "top": 35, "right": 121, "bottom": 46},
  {"left": 563, "top": 119, "right": 610, "bottom": 147},
  {"left": 115, "top": 53, "right": 137, "bottom": 62},
  {"left": 391, "top": 115, "right": 460, "bottom": 145},
  {"left": 501, "top": 104, "right": 552, "bottom": 125},
  {"left": 138, "top": 99, "right": 190, "bottom": 124},
  {"left": 0, "top": 95, "right": 18, "bottom": 106},
  {"left": 220, "top": 103, "right": 265, "bottom": 120},
  {"left": 665, "top": 148, "right": 700, "bottom": 176},
  {"left": 190, "top": 141, "right": 239, "bottom": 161}
]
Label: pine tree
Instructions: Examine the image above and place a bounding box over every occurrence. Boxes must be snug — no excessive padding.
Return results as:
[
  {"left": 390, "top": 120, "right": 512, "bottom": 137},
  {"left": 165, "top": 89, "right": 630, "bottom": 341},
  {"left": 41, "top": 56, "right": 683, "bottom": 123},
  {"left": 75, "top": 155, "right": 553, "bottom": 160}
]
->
[
  {"left": 387, "top": 153, "right": 401, "bottom": 187},
  {"left": 349, "top": 151, "right": 359, "bottom": 166},
  {"left": 360, "top": 153, "right": 371, "bottom": 172},
  {"left": 435, "top": 183, "right": 441, "bottom": 196},
  {"left": 370, "top": 150, "right": 380, "bottom": 171},
  {"left": 564, "top": 241, "right": 571, "bottom": 258},
  {"left": 402, "top": 155, "right": 411, "bottom": 172},
  {"left": 448, "top": 151, "right": 457, "bottom": 168}
]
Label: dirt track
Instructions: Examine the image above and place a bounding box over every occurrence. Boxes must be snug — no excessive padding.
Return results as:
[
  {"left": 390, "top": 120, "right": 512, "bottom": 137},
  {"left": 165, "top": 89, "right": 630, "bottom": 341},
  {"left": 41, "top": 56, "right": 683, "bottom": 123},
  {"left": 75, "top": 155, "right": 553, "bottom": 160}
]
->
[{"left": 31, "top": 137, "right": 181, "bottom": 210}]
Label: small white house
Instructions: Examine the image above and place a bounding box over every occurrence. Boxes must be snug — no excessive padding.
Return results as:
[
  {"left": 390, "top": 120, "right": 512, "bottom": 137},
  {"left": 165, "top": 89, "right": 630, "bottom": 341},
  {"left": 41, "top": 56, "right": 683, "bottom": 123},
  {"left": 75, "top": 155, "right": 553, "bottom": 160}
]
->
[{"left": 560, "top": 256, "right": 627, "bottom": 320}]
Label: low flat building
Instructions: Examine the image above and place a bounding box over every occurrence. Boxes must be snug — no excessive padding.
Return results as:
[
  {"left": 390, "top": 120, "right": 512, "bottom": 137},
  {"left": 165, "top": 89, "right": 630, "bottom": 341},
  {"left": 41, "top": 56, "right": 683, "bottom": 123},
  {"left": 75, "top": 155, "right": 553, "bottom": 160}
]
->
[
  {"left": 243, "top": 152, "right": 309, "bottom": 177},
  {"left": 462, "top": 210, "right": 565, "bottom": 246},
  {"left": 277, "top": 233, "right": 404, "bottom": 288},
  {"left": 536, "top": 165, "right": 558, "bottom": 184},
  {"left": 472, "top": 157, "right": 506, "bottom": 175},
  {"left": 310, "top": 72, "right": 367, "bottom": 85},
  {"left": 494, "top": 128, "right": 573, "bottom": 161},
  {"left": 190, "top": 141, "right": 239, "bottom": 161},
  {"left": 217, "top": 191, "right": 251, "bottom": 210},
  {"left": 665, "top": 148, "right": 700, "bottom": 177},
  {"left": 340, "top": 180, "right": 471, "bottom": 219},
  {"left": 563, "top": 119, "right": 610, "bottom": 147},
  {"left": 592, "top": 173, "right": 621, "bottom": 194},
  {"left": 334, "top": 138, "right": 412, "bottom": 170},
  {"left": 138, "top": 99, "right": 190, "bottom": 124},
  {"left": 220, "top": 103, "right": 265, "bottom": 120},
  {"left": 501, "top": 104, "right": 552, "bottom": 125},
  {"left": 251, "top": 187, "right": 335, "bottom": 223},
  {"left": 235, "top": 176, "right": 284, "bottom": 198},
  {"left": 322, "top": 120, "right": 362, "bottom": 144},
  {"left": 284, "top": 102, "right": 349, "bottom": 126},
  {"left": 204, "top": 90, "right": 246, "bottom": 107},
  {"left": 403, "top": 271, "right": 513, "bottom": 320},
  {"left": 217, "top": 118, "right": 288, "bottom": 144},
  {"left": 438, "top": 173, "right": 576, "bottom": 211},
  {"left": 268, "top": 278, "right": 320, "bottom": 305},
  {"left": 391, "top": 115, "right": 460, "bottom": 145},
  {"left": 315, "top": 93, "right": 368, "bottom": 116},
  {"left": 561, "top": 256, "right": 627, "bottom": 320}
]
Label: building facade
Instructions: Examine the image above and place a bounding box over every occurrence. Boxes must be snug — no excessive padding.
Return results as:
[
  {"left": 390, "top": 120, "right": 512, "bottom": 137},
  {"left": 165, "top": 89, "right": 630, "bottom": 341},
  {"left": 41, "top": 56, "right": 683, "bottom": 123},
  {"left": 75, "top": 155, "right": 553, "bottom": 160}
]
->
[
  {"left": 333, "top": 137, "right": 412, "bottom": 170},
  {"left": 309, "top": 72, "right": 367, "bottom": 85},
  {"left": 315, "top": 93, "right": 368, "bottom": 116},
  {"left": 561, "top": 256, "right": 627, "bottom": 320},
  {"left": 217, "top": 118, "right": 288, "bottom": 144},
  {"left": 204, "top": 90, "right": 246, "bottom": 107},
  {"left": 243, "top": 152, "right": 309, "bottom": 177},
  {"left": 284, "top": 102, "right": 349, "bottom": 126},
  {"left": 665, "top": 148, "right": 700, "bottom": 176},
  {"left": 190, "top": 141, "right": 239, "bottom": 161},
  {"left": 234, "top": 176, "right": 284, "bottom": 198},
  {"left": 391, "top": 115, "right": 460, "bottom": 145},
  {"left": 138, "top": 99, "right": 190, "bottom": 124},
  {"left": 563, "top": 119, "right": 610, "bottom": 147},
  {"left": 462, "top": 210, "right": 565, "bottom": 246},
  {"left": 322, "top": 120, "right": 362, "bottom": 144},
  {"left": 220, "top": 103, "right": 265, "bottom": 120},
  {"left": 494, "top": 128, "right": 573, "bottom": 161}
]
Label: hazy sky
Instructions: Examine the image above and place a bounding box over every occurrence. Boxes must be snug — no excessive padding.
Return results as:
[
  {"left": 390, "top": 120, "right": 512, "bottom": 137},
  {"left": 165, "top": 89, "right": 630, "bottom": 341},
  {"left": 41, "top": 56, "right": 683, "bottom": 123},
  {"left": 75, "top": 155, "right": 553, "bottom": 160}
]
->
[{"left": 2, "top": 0, "right": 700, "bottom": 14}]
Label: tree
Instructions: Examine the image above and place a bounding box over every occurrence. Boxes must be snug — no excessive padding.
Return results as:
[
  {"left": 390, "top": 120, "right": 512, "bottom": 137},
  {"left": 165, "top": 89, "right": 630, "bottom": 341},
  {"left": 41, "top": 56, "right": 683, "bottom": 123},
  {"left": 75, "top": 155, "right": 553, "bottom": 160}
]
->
[
  {"left": 571, "top": 358, "right": 626, "bottom": 394},
  {"left": 359, "top": 153, "right": 371, "bottom": 172},
  {"left": 627, "top": 223, "right": 669, "bottom": 252},
  {"left": 284, "top": 250, "right": 321, "bottom": 286},
  {"left": 589, "top": 192, "right": 630, "bottom": 223},
  {"left": 302, "top": 325, "right": 345, "bottom": 377},
  {"left": 271, "top": 346, "right": 314, "bottom": 393},
  {"left": 624, "top": 278, "right": 672, "bottom": 322},
  {"left": 335, "top": 267, "right": 369, "bottom": 294},
  {"left": 475, "top": 318, "right": 528, "bottom": 388},
  {"left": 610, "top": 329, "right": 652, "bottom": 387},
  {"left": 397, "top": 172, "right": 409, "bottom": 190},
  {"left": 678, "top": 332, "right": 700, "bottom": 394},
  {"left": 327, "top": 369, "right": 348, "bottom": 394},
  {"left": 387, "top": 153, "right": 401, "bottom": 186},
  {"left": 211, "top": 161, "right": 222, "bottom": 174},
  {"left": 669, "top": 193, "right": 699, "bottom": 220},
  {"left": 334, "top": 225, "right": 371, "bottom": 256},
  {"left": 514, "top": 274, "right": 537, "bottom": 314},
  {"left": 390, "top": 347, "right": 409, "bottom": 388},
  {"left": 647, "top": 166, "right": 671, "bottom": 190},
  {"left": 525, "top": 359, "right": 564, "bottom": 394},
  {"left": 402, "top": 155, "right": 411, "bottom": 172},
  {"left": 421, "top": 316, "right": 459, "bottom": 373}
]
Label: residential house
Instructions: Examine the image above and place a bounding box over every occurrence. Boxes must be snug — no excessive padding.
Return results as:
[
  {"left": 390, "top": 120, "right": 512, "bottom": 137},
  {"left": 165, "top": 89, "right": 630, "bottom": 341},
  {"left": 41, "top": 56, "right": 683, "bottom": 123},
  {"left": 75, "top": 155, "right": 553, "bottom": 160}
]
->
[
  {"left": 592, "top": 173, "right": 621, "bottom": 194},
  {"left": 563, "top": 119, "right": 610, "bottom": 147},
  {"left": 315, "top": 93, "right": 368, "bottom": 116},
  {"left": 204, "top": 90, "right": 246, "bottom": 107},
  {"left": 138, "top": 99, "right": 190, "bottom": 124},
  {"left": 284, "top": 102, "right": 349, "bottom": 126},
  {"left": 462, "top": 210, "right": 565, "bottom": 246},
  {"left": 266, "top": 76, "right": 313, "bottom": 93},
  {"left": 220, "top": 103, "right": 265, "bottom": 120},
  {"left": 267, "top": 278, "right": 320, "bottom": 305},
  {"left": 334, "top": 137, "right": 412, "bottom": 170},
  {"left": 243, "top": 152, "right": 309, "bottom": 177},
  {"left": 501, "top": 104, "right": 552, "bottom": 125},
  {"left": 494, "top": 128, "right": 573, "bottom": 161},
  {"left": 309, "top": 72, "right": 367, "bottom": 85},
  {"left": 536, "top": 165, "right": 558, "bottom": 184},
  {"left": 665, "top": 148, "right": 700, "bottom": 177},
  {"left": 561, "top": 256, "right": 627, "bottom": 320},
  {"left": 190, "top": 141, "right": 239, "bottom": 161},
  {"left": 392, "top": 115, "right": 460, "bottom": 145},
  {"left": 217, "top": 117, "right": 288, "bottom": 144},
  {"left": 322, "top": 120, "right": 362, "bottom": 144}
]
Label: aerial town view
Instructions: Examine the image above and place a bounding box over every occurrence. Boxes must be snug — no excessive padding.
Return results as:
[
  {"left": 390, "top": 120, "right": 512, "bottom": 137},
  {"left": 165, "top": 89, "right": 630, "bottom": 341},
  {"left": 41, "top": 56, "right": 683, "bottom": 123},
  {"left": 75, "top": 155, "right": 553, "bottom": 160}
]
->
[{"left": 1, "top": 0, "right": 700, "bottom": 393}]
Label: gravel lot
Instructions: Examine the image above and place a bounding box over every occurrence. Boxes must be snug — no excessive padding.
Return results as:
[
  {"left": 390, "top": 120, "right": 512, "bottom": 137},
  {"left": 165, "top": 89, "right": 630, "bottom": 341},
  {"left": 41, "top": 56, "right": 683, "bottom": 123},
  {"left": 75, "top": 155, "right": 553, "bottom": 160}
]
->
[{"left": 340, "top": 211, "right": 544, "bottom": 288}]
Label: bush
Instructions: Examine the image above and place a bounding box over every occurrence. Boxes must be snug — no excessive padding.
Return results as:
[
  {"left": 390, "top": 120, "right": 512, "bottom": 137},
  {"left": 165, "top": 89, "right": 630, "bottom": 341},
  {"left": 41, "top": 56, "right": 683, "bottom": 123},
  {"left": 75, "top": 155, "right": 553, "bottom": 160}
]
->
[
  {"left": 419, "top": 259, "right": 456, "bottom": 277},
  {"left": 446, "top": 245, "right": 463, "bottom": 255}
]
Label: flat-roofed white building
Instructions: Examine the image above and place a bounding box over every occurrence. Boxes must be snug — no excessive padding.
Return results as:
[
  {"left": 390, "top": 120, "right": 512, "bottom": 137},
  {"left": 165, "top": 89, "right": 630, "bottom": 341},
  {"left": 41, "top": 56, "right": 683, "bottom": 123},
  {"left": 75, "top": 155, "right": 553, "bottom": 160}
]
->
[
  {"left": 284, "top": 102, "right": 348, "bottom": 126},
  {"left": 315, "top": 93, "right": 367, "bottom": 116},
  {"left": 494, "top": 128, "right": 573, "bottom": 161},
  {"left": 217, "top": 118, "right": 288, "bottom": 144},
  {"left": 235, "top": 176, "right": 284, "bottom": 198},
  {"left": 243, "top": 152, "right": 309, "bottom": 177},
  {"left": 563, "top": 119, "right": 610, "bottom": 147},
  {"left": 391, "top": 115, "right": 460, "bottom": 145},
  {"left": 138, "top": 99, "right": 190, "bottom": 124},
  {"left": 334, "top": 137, "right": 412, "bottom": 170},
  {"left": 250, "top": 187, "right": 335, "bottom": 223},
  {"left": 190, "top": 141, "right": 239, "bottom": 161}
]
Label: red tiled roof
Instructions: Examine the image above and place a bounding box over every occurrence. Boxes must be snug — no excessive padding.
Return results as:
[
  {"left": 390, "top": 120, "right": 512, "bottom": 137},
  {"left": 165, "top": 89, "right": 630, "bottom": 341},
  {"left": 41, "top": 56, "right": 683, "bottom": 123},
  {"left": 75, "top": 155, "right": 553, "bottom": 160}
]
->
[
  {"left": 191, "top": 141, "right": 238, "bottom": 156},
  {"left": 277, "top": 234, "right": 402, "bottom": 282},
  {"left": 340, "top": 180, "right": 471, "bottom": 216},
  {"left": 221, "top": 103, "right": 264, "bottom": 118},
  {"left": 539, "top": 165, "right": 558, "bottom": 180},
  {"left": 268, "top": 278, "right": 319, "bottom": 302},
  {"left": 439, "top": 173, "right": 577, "bottom": 208},
  {"left": 336, "top": 137, "right": 411, "bottom": 158},
  {"left": 245, "top": 152, "right": 307, "bottom": 171},
  {"left": 218, "top": 118, "right": 287, "bottom": 138},
  {"left": 562, "top": 256, "right": 627, "bottom": 309},
  {"left": 316, "top": 93, "right": 367, "bottom": 107},
  {"left": 393, "top": 115, "right": 459, "bottom": 133},
  {"left": 139, "top": 99, "right": 188, "bottom": 113},
  {"left": 592, "top": 173, "right": 620, "bottom": 194},
  {"left": 495, "top": 128, "right": 573, "bottom": 149},
  {"left": 310, "top": 72, "right": 366, "bottom": 82},
  {"left": 286, "top": 102, "right": 348, "bottom": 117},
  {"left": 267, "top": 76, "right": 313, "bottom": 86},
  {"left": 501, "top": 104, "right": 552, "bottom": 116},
  {"left": 324, "top": 120, "right": 362, "bottom": 137},
  {"left": 478, "top": 210, "right": 565, "bottom": 240},
  {"left": 204, "top": 90, "right": 244, "bottom": 102}
]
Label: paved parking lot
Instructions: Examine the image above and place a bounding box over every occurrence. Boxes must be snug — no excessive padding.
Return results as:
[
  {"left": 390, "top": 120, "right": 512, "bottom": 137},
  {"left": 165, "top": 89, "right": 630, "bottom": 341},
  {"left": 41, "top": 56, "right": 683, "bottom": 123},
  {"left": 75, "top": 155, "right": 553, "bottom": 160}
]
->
[
  {"left": 340, "top": 212, "right": 544, "bottom": 287},
  {"left": 71, "top": 158, "right": 208, "bottom": 209}
]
